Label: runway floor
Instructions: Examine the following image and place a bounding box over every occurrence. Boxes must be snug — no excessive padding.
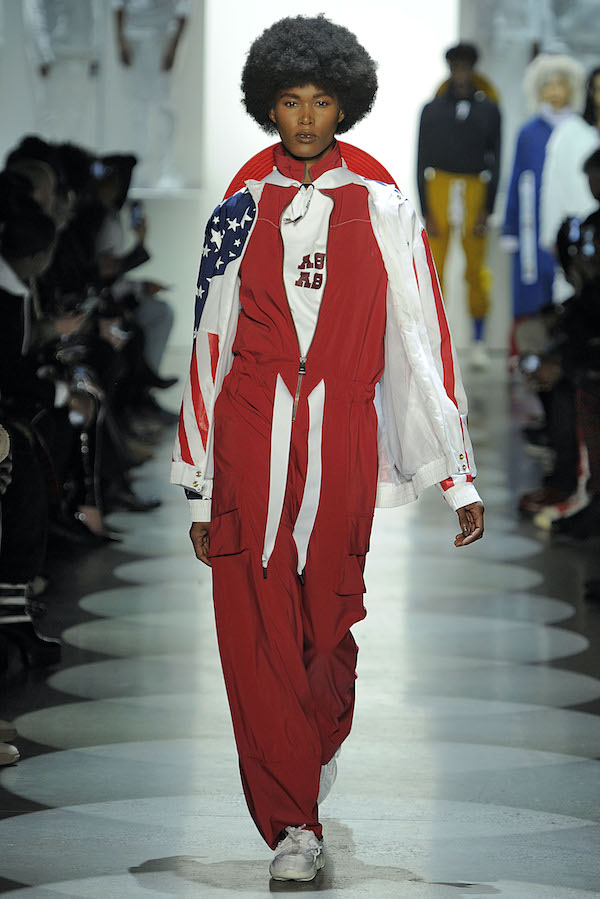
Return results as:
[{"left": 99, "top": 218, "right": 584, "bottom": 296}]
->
[{"left": 1, "top": 353, "right": 599, "bottom": 897}]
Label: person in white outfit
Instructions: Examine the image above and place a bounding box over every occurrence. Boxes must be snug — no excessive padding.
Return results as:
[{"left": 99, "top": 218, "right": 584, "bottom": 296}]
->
[
  {"left": 540, "top": 65, "right": 600, "bottom": 301},
  {"left": 112, "top": 0, "right": 190, "bottom": 188},
  {"left": 23, "top": 0, "right": 103, "bottom": 147}
]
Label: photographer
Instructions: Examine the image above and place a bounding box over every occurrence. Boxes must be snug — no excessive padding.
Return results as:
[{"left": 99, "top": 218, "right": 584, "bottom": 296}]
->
[
  {"left": 36, "top": 146, "right": 161, "bottom": 526},
  {"left": 521, "top": 149, "right": 600, "bottom": 540},
  {"left": 550, "top": 151, "right": 600, "bottom": 539}
]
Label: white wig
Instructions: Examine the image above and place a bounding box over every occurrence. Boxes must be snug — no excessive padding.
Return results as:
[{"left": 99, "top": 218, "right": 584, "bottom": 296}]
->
[{"left": 524, "top": 53, "right": 586, "bottom": 113}]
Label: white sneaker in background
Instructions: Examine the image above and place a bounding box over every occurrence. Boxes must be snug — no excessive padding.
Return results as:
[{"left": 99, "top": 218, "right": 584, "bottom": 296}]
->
[
  {"left": 0, "top": 743, "right": 19, "bottom": 766},
  {"left": 470, "top": 341, "right": 490, "bottom": 371},
  {"left": 318, "top": 747, "right": 340, "bottom": 804},
  {"left": 269, "top": 825, "right": 324, "bottom": 882}
]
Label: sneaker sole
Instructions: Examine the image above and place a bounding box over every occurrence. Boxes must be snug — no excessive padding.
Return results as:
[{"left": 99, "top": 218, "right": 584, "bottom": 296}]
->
[{"left": 269, "top": 854, "right": 325, "bottom": 882}]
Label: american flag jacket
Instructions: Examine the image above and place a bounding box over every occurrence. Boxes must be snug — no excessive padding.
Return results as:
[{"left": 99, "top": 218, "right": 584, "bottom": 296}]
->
[{"left": 171, "top": 144, "right": 480, "bottom": 522}]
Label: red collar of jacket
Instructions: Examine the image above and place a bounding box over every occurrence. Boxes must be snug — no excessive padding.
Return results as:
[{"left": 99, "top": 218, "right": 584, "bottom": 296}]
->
[
  {"left": 224, "top": 140, "right": 397, "bottom": 199},
  {"left": 272, "top": 140, "right": 343, "bottom": 182}
]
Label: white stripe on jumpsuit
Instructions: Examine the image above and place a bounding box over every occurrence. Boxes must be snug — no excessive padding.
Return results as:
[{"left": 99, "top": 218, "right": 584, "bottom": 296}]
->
[{"left": 261, "top": 183, "right": 334, "bottom": 578}]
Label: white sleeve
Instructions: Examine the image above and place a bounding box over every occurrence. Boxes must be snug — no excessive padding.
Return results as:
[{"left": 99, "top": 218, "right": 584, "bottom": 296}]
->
[
  {"left": 189, "top": 498, "right": 212, "bottom": 522},
  {"left": 438, "top": 481, "right": 481, "bottom": 511},
  {"left": 91, "top": 0, "right": 104, "bottom": 59},
  {"left": 23, "top": 0, "right": 54, "bottom": 65},
  {"left": 539, "top": 128, "right": 563, "bottom": 250}
]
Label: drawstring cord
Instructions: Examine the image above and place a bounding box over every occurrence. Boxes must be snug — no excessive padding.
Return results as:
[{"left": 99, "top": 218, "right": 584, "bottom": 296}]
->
[{"left": 262, "top": 376, "right": 325, "bottom": 580}]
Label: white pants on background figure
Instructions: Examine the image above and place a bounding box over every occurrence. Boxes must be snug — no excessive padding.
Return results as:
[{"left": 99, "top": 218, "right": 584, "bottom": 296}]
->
[
  {"left": 126, "top": 34, "right": 176, "bottom": 187},
  {"left": 33, "top": 55, "right": 98, "bottom": 145}
]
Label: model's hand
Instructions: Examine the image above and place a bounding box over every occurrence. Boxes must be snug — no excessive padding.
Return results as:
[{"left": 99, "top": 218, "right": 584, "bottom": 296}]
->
[
  {"left": 473, "top": 210, "right": 489, "bottom": 237},
  {"left": 425, "top": 213, "right": 440, "bottom": 239},
  {"left": 190, "top": 521, "right": 211, "bottom": 566},
  {"left": 454, "top": 501, "right": 484, "bottom": 547},
  {"left": 39, "top": 62, "right": 52, "bottom": 78}
]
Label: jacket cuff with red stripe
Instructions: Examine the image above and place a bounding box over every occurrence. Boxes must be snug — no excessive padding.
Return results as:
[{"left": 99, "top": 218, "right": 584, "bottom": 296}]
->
[{"left": 439, "top": 481, "right": 482, "bottom": 511}]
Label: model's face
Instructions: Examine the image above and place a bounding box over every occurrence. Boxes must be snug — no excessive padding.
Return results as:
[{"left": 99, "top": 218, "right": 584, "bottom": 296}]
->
[
  {"left": 449, "top": 61, "right": 475, "bottom": 98},
  {"left": 541, "top": 75, "right": 570, "bottom": 110},
  {"left": 269, "top": 84, "right": 344, "bottom": 162}
]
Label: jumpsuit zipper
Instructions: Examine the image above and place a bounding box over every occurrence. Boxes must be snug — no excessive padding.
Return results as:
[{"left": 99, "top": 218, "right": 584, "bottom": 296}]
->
[
  {"left": 292, "top": 357, "right": 306, "bottom": 422},
  {"left": 260, "top": 185, "right": 331, "bottom": 579},
  {"left": 280, "top": 184, "right": 331, "bottom": 421}
]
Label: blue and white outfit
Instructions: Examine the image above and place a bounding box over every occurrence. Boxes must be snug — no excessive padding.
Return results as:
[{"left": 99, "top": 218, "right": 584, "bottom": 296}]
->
[{"left": 503, "top": 104, "right": 569, "bottom": 318}]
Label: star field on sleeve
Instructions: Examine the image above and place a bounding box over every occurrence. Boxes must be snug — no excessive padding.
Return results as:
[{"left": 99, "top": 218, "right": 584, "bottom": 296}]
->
[{"left": 194, "top": 189, "right": 256, "bottom": 330}]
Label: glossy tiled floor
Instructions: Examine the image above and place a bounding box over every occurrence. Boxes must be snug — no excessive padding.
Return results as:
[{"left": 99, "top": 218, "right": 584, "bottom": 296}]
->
[{"left": 1, "top": 354, "right": 600, "bottom": 897}]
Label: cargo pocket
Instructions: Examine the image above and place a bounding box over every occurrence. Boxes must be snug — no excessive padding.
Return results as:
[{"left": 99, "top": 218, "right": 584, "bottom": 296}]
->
[
  {"left": 208, "top": 508, "right": 245, "bottom": 558},
  {"left": 336, "top": 515, "right": 372, "bottom": 596}
]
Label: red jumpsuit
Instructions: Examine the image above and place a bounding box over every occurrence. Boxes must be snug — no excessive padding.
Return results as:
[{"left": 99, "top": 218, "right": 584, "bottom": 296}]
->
[{"left": 209, "top": 148, "right": 388, "bottom": 847}]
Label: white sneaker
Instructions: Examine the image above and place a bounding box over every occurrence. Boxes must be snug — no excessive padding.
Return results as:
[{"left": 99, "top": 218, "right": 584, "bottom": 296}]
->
[
  {"left": 0, "top": 743, "right": 19, "bottom": 766},
  {"left": 470, "top": 341, "right": 490, "bottom": 371},
  {"left": 269, "top": 825, "right": 324, "bottom": 882},
  {"left": 318, "top": 747, "right": 340, "bottom": 804}
]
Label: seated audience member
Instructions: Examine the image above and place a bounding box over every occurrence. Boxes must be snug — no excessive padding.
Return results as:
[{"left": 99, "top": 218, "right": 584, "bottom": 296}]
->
[
  {"left": 92, "top": 154, "right": 177, "bottom": 389},
  {"left": 0, "top": 171, "right": 61, "bottom": 667},
  {"left": 0, "top": 131, "right": 178, "bottom": 679},
  {"left": 550, "top": 150, "right": 600, "bottom": 540},
  {"left": 520, "top": 149, "right": 600, "bottom": 540}
]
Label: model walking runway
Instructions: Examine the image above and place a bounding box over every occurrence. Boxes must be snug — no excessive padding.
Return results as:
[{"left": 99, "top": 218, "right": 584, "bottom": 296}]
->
[{"left": 0, "top": 353, "right": 599, "bottom": 895}]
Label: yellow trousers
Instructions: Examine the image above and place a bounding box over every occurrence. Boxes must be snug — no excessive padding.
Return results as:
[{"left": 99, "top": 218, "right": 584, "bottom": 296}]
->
[{"left": 425, "top": 169, "right": 491, "bottom": 320}]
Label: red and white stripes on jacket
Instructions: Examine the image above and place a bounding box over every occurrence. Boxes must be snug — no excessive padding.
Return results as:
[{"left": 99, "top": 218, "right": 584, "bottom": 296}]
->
[{"left": 172, "top": 144, "right": 480, "bottom": 518}]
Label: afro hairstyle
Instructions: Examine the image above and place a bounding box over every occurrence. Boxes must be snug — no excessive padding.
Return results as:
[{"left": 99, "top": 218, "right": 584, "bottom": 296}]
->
[
  {"left": 523, "top": 53, "right": 585, "bottom": 113},
  {"left": 445, "top": 42, "right": 479, "bottom": 67},
  {"left": 241, "top": 14, "right": 378, "bottom": 135}
]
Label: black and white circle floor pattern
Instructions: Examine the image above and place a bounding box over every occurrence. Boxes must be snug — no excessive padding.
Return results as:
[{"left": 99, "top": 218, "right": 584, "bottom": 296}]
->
[{"left": 1, "top": 369, "right": 600, "bottom": 897}]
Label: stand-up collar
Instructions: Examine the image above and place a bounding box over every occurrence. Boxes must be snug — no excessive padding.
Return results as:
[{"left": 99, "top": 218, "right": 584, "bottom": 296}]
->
[{"left": 273, "top": 141, "right": 343, "bottom": 183}]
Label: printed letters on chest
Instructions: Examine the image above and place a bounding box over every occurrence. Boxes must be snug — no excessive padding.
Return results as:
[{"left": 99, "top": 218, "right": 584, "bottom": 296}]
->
[{"left": 295, "top": 253, "right": 325, "bottom": 290}]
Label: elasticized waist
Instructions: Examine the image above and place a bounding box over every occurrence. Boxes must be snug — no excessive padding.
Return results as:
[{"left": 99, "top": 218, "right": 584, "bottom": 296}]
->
[{"left": 231, "top": 357, "right": 376, "bottom": 403}]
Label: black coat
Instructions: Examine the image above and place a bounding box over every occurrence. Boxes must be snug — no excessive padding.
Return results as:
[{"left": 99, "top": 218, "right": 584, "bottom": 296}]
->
[{"left": 0, "top": 285, "right": 55, "bottom": 415}]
